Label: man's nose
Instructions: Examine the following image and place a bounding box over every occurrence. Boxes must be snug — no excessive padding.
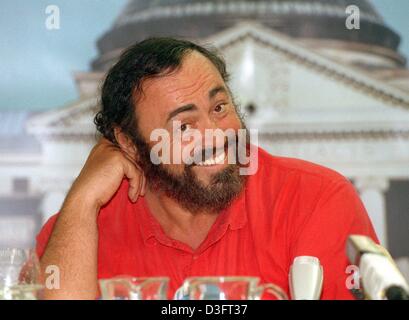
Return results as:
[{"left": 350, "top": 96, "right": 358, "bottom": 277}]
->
[
  {"left": 198, "top": 115, "right": 219, "bottom": 132},
  {"left": 197, "top": 116, "right": 225, "bottom": 150}
]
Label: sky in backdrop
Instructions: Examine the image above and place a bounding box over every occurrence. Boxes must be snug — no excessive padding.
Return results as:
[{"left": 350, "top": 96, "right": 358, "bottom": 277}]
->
[{"left": 0, "top": 0, "right": 408, "bottom": 111}]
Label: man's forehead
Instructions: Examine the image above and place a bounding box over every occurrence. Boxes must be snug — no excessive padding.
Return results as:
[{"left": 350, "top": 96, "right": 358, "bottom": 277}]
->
[{"left": 140, "top": 51, "right": 224, "bottom": 98}]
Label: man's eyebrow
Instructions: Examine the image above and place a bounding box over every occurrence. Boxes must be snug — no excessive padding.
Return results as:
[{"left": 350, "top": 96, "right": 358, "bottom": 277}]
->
[
  {"left": 166, "top": 104, "right": 197, "bottom": 123},
  {"left": 209, "top": 85, "right": 228, "bottom": 99},
  {"left": 165, "top": 86, "right": 227, "bottom": 123}
]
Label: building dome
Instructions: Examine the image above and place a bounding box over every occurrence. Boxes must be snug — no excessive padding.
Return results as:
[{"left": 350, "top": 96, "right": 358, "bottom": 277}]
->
[{"left": 92, "top": 0, "right": 404, "bottom": 70}]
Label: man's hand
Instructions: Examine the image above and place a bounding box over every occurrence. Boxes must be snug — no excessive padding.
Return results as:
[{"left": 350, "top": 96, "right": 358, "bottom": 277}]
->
[
  {"left": 71, "top": 138, "right": 146, "bottom": 210},
  {"left": 39, "top": 138, "right": 145, "bottom": 299}
]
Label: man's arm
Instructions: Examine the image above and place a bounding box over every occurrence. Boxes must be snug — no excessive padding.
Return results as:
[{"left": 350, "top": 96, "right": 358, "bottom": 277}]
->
[
  {"left": 39, "top": 138, "right": 145, "bottom": 299},
  {"left": 40, "top": 189, "right": 99, "bottom": 299}
]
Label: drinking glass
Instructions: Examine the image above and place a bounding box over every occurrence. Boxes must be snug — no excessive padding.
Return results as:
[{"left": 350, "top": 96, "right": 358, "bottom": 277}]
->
[
  {"left": 175, "top": 276, "right": 288, "bottom": 300},
  {"left": 99, "top": 276, "right": 169, "bottom": 300},
  {"left": 0, "top": 248, "right": 44, "bottom": 300}
]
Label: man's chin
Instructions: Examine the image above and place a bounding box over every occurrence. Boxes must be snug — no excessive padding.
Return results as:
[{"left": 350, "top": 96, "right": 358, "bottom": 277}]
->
[
  {"left": 141, "top": 158, "right": 245, "bottom": 213},
  {"left": 191, "top": 163, "right": 229, "bottom": 183}
]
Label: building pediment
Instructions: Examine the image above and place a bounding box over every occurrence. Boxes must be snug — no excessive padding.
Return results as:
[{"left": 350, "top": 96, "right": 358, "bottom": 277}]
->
[
  {"left": 202, "top": 22, "right": 409, "bottom": 132},
  {"left": 27, "top": 22, "right": 409, "bottom": 140}
]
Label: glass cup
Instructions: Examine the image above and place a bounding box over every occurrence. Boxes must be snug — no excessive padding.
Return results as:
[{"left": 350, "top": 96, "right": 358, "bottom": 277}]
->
[
  {"left": 175, "top": 276, "right": 288, "bottom": 300},
  {"left": 0, "top": 248, "right": 44, "bottom": 300},
  {"left": 99, "top": 276, "right": 169, "bottom": 300},
  {"left": 0, "top": 284, "right": 44, "bottom": 300}
]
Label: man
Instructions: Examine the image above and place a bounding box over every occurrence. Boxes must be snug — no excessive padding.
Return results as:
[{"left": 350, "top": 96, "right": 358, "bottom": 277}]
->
[{"left": 36, "top": 38, "right": 378, "bottom": 300}]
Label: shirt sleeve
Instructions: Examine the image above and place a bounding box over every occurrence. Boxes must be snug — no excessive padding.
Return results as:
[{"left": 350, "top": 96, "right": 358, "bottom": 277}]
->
[
  {"left": 35, "top": 214, "right": 59, "bottom": 259},
  {"left": 289, "top": 178, "right": 379, "bottom": 300}
]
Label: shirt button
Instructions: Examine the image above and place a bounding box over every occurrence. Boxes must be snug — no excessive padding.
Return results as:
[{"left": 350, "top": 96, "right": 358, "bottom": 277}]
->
[{"left": 192, "top": 255, "right": 198, "bottom": 260}]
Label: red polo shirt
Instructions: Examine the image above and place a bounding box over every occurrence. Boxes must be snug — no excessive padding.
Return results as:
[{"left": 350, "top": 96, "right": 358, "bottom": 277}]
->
[{"left": 36, "top": 147, "right": 378, "bottom": 299}]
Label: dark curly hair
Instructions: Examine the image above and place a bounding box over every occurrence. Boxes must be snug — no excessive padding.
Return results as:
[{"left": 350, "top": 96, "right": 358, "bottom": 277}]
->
[{"left": 94, "top": 37, "right": 230, "bottom": 145}]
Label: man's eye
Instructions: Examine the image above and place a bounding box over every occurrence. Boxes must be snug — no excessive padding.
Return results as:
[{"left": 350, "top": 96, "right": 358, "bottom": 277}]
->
[
  {"left": 214, "top": 104, "right": 226, "bottom": 113},
  {"left": 180, "top": 123, "right": 191, "bottom": 132}
]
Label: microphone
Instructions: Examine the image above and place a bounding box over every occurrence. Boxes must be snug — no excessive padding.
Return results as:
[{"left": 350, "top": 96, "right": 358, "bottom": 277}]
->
[
  {"left": 347, "top": 235, "right": 409, "bottom": 300},
  {"left": 289, "top": 256, "right": 323, "bottom": 300}
]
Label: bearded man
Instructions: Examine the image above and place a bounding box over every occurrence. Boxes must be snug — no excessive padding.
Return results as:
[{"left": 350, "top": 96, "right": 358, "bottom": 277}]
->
[{"left": 36, "top": 38, "right": 378, "bottom": 299}]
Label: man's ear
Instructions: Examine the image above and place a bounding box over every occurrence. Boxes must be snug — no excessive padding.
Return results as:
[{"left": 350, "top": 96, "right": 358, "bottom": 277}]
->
[{"left": 114, "top": 128, "right": 138, "bottom": 161}]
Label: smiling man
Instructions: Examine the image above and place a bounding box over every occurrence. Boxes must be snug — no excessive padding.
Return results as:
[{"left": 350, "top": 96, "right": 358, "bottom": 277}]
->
[{"left": 36, "top": 38, "right": 378, "bottom": 300}]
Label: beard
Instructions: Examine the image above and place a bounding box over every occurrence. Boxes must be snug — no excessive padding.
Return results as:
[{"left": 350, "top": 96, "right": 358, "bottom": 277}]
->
[{"left": 129, "top": 125, "right": 249, "bottom": 214}]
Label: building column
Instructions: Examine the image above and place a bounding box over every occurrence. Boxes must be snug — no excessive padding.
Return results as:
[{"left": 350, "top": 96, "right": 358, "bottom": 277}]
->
[{"left": 355, "top": 177, "right": 390, "bottom": 248}]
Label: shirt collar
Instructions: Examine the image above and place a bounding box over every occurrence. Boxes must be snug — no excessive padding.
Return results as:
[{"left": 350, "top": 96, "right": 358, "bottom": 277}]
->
[{"left": 135, "top": 186, "right": 248, "bottom": 245}]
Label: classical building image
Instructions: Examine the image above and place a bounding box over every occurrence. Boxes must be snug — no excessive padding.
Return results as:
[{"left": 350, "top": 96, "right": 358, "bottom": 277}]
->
[{"left": 1, "top": 0, "right": 408, "bottom": 269}]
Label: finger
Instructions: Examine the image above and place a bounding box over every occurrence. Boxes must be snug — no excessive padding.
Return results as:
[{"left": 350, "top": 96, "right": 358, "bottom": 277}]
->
[
  {"left": 123, "top": 160, "right": 142, "bottom": 202},
  {"left": 137, "top": 169, "right": 143, "bottom": 199},
  {"left": 122, "top": 152, "right": 145, "bottom": 197},
  {"left": 129, "top": 172, "right": 142, "bottom": 202},
  {"left": 132, "top": 160, "right": 146, "bottom": 197},
  {"left": 140, "top": 174, "right": 146, "bottom": 196},
  {"left": 137, "top": 171, "right": 145, "bottom": 197},
  {"left": 122, "top": 152, "right": 138, "bottom": 167}
]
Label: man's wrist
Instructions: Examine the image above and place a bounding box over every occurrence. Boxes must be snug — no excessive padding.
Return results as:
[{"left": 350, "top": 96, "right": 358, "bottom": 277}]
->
[{"left": 63, "top": 187, "right": 101, "bottom": 221}]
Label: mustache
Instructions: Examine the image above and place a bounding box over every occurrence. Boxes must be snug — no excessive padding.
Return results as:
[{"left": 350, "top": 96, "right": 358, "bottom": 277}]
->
[
  {"left": 190, "top": 140, "right": 228, "bottom": 165},
  {"left": 188, "top": 131, "right": 249, "bottom": 166}
]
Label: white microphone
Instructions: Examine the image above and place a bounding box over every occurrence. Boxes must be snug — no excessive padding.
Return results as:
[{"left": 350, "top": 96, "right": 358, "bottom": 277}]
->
[
  {"left": 289, "top": 256, "right": 323, "bottom": 300},
  {"left": 347, "top": 235, "right": 409, "bottom": 300}
]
